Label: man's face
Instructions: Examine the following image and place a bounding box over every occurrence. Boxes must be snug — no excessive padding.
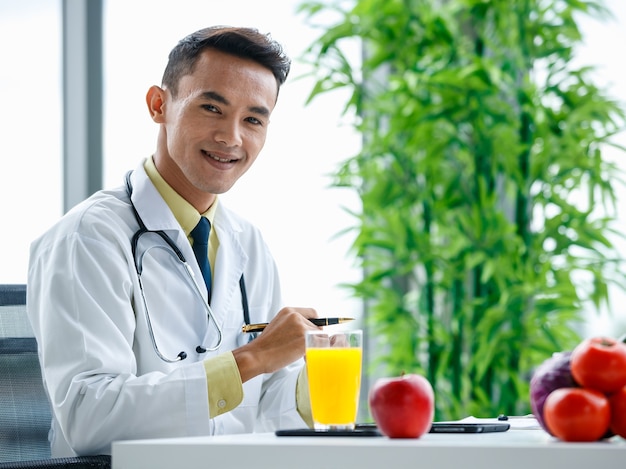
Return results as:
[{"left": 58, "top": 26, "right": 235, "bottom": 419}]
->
[{"left": 150, "top": 48, "right": 278, "bottom": 210}]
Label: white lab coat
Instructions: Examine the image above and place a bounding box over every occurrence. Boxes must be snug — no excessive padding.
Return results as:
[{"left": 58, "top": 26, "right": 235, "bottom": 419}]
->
[{"left": 27, "top": 163, "right": 307, "bottom": 457}]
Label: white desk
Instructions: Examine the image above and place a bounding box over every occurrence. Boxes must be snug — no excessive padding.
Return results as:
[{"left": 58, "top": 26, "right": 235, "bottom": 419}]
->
[{"left": 112, "top": 428, "right": 626, "bottom": 469}]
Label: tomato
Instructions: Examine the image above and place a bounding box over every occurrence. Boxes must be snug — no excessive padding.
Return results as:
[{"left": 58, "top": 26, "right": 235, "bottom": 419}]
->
[
  {"left": 609, "top": 386, "right": 626, "bottom": 439},
  {"left": 570, "top": 337, "right": 626, "bottom": 393},
  {"left": 543, "top": 387, "right": 610, "bottom": 442}
]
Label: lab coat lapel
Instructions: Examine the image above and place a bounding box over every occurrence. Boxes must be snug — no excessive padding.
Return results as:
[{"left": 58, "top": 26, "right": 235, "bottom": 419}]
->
[{"left": 210, "top": 204, "right": 247, "bottom": 326}]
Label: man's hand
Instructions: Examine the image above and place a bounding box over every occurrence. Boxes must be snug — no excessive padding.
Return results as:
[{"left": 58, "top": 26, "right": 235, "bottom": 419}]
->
[{"left": 232, "top": 307, "right": 318, "bottom": 383}]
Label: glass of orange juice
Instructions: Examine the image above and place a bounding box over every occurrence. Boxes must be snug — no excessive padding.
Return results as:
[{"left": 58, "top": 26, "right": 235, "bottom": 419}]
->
[{"left": 305, "top": 329, "right": 363, "bottom": 430}]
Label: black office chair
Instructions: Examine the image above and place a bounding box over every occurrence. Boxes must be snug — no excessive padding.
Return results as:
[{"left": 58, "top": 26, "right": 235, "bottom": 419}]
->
[{"left": 0, "top": 284, "right": 110, "bottom": 469}]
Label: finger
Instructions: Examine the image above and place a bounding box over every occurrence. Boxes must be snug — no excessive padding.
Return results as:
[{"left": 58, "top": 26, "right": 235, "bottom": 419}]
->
[{"left": 293, "top": 307, "right": 318, "bottom": 320}]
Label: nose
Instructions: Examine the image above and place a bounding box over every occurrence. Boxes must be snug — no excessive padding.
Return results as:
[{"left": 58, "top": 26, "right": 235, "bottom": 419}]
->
[{"left": 214, "top": 118, "right": 243, "bottom": 147}]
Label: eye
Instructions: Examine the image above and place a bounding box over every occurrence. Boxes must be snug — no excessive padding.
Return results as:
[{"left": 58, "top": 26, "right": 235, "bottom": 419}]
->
[
  {"left": 245, "top": 116, "right": 263, "bottom": 126},
  {"left": 202, "top": 104, "right": 219, "bottom": 113}
]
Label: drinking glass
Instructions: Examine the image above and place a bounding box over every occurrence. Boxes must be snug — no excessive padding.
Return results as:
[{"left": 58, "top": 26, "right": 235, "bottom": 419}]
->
[{"left": 305, "top": 329, "right": 363, "bottom": 430}]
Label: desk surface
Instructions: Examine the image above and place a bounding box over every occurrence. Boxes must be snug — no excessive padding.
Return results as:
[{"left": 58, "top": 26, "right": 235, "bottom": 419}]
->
[{"left": 112, "top": 427, "right": 626, "bottom": 469}]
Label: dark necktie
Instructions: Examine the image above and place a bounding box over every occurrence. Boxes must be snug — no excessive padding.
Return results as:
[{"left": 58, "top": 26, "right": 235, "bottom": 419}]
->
[{"left": 190, "top": 216, "right": 212, "bottom": 302}]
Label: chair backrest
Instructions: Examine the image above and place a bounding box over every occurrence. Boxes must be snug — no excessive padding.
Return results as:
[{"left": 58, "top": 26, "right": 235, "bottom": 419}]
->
[
  {"left": 0, "top": 285, "right": 111, "bottom": 469},
  {"left": 0, "top": 284, "right": 52, "bottom": 463}
]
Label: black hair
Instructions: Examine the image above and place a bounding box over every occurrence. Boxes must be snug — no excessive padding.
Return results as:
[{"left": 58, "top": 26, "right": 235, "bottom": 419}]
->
[{"left": 161, "top": 26, "right": 291, "bottom": 98}]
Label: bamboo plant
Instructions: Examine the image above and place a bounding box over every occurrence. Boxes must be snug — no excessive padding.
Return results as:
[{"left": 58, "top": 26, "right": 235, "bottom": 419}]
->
[{"left": 299, "top": 0, "right": 626, "bottom": 419}]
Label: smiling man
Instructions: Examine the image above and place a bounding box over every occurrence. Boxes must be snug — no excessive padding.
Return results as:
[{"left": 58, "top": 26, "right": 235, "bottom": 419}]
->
[{"left": 27, "top": 26, "right": 318, "bottom": 457}]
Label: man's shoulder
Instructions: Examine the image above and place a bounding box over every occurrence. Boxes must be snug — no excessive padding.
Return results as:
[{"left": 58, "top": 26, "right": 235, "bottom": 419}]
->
[{"left": 34, "top": 185, "right": 132, "bottom": 246}]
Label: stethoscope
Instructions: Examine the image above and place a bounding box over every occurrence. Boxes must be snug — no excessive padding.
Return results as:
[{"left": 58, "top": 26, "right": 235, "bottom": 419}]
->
[{"left": 125, "top": 171, "right": 254, "bottom": 363}]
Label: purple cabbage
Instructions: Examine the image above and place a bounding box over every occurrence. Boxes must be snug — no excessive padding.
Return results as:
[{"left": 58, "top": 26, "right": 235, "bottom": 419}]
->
[{"left": 529, "top": 351, "right": 577, "bottom": 434}]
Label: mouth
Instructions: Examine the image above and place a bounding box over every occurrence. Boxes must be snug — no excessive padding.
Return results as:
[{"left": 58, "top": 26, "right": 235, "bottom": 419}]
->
[{"left": 202, "top": 150, "right": 238, "bottom": 163}]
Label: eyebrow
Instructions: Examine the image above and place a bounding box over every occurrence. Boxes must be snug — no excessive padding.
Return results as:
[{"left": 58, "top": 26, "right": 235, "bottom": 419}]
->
[{"left": 200, "top": 90, "right": 270, "bottom": 117}]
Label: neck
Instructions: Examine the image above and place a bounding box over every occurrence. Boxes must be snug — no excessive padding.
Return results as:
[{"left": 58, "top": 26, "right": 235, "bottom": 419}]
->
[{"left": 152, "top": 154, "right": 216, "bottom": 214}]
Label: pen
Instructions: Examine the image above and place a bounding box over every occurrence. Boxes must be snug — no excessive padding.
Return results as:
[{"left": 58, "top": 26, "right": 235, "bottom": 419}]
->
[{"left": 242, "top": 317, "right": 354, "bottom": 333}]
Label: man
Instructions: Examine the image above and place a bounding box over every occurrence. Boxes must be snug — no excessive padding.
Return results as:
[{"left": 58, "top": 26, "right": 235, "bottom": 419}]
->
[{"left": 27, "top": 26, "right": 318, "bottom": 457}]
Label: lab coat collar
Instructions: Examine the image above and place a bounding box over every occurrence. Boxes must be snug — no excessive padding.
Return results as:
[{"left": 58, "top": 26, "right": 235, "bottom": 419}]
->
[
  {"left": 129, "top": 162, "right": 180, "bottom": 232},
  {"left": 129, "top": 161, "right": 245, "bottom": 235},
  {"left": 211, "top": 207, "right": 248, "bottom": 320}
]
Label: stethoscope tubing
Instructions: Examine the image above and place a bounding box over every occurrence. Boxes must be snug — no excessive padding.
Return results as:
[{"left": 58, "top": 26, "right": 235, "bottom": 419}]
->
[{"left": 125, "top": 172, "right": 226, "bottom": 361}]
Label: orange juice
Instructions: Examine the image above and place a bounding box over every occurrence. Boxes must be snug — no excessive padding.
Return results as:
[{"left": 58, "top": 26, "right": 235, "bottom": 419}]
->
[{"left": 306, "top": 347, "right": 362, "bottom": 426}]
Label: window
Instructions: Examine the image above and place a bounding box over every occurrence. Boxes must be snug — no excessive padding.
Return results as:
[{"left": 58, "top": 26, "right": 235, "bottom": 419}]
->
[
  {"left": 1, "top": 0, "right": 623, "bottom": 337},
  {"left": 575, "top": 0, "right": 626, "bottom": 334},
  {"left": 0, "top": 0, "right": 62, "bottom": 282}
]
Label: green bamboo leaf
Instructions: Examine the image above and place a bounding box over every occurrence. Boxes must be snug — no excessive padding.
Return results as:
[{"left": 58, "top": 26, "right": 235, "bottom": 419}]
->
[{"left": 300, "top": 0, "right": 626, "bottom": 421}]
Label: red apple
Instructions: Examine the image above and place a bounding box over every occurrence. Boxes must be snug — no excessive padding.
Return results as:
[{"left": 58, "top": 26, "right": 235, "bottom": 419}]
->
[
  {"left": 369, "top": 373, "right": 435, "bottom": 438},
  {"left": 570, "top": 336, "right": 626, "bottom": 393}
]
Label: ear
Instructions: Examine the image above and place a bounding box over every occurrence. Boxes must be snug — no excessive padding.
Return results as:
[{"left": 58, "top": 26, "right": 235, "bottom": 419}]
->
[{"left": 146, "top": 85, "right": 167, "bottom": 123}]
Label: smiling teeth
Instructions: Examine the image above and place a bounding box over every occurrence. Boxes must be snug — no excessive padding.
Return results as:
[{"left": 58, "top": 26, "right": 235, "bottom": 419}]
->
[{"left": 205, "top": 151, "right": 232, "bottom": 163}]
